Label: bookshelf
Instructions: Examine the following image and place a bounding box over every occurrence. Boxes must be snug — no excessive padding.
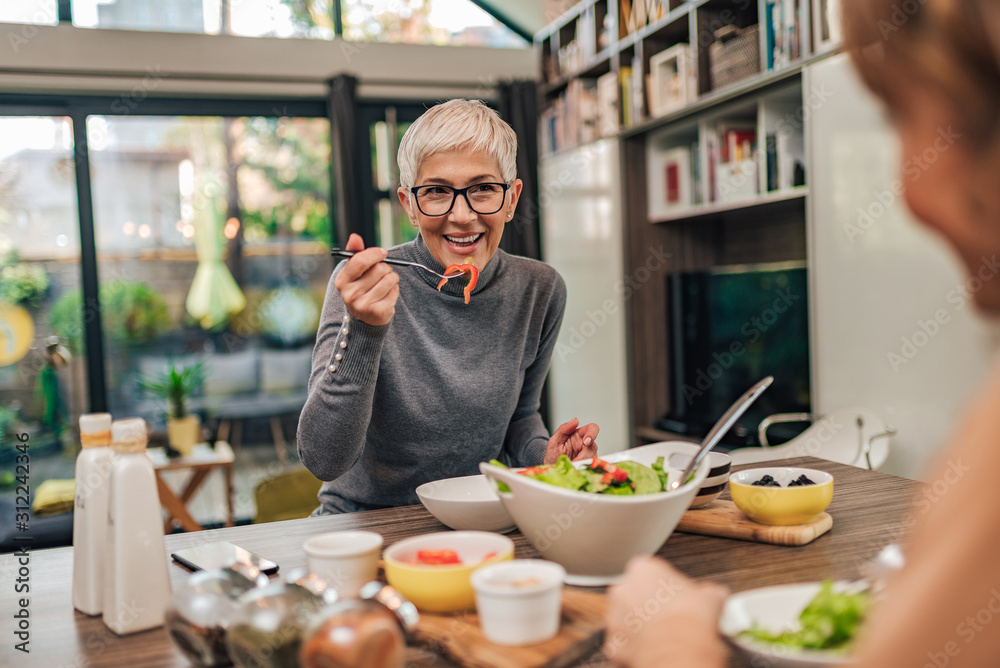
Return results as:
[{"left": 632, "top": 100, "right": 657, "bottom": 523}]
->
[
  {"left": 536, "top": 0, "right": 841, "bottom": 446},
  {"left": 536, "top": 0, "right": 822, "bottom": 156}
]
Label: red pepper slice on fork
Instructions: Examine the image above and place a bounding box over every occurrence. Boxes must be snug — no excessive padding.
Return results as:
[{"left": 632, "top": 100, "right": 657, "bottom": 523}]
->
[{"left": 436, "top": 258, "right": 479, "bottom": 304}]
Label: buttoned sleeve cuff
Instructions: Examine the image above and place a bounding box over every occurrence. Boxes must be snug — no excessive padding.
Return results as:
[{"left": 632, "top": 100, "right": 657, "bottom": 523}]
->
[
  {"left": 521, "top": 436, "right": 548, "bottom": 466},
  {"left": 322, "top": 316, "right": 389, "bottom": 386}
]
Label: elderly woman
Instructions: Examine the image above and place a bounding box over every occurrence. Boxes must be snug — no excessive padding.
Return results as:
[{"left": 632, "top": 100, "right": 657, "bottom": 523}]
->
[
  {"left": 298, "top": 99, "right": 599, "bottom": 514},
  {"left": 603, "top": 1, "right": 1000, "bottom": 666}
]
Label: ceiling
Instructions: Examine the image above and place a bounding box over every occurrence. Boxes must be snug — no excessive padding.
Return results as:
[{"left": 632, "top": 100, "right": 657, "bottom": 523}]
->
[{"left": 474, "top": 0, "right": 550, "bottom": 40}]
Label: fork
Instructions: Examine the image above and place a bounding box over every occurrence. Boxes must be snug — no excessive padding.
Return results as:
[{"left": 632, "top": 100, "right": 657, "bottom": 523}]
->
[{"left": 330, "top": 248, "right": 454, "bottom": 280}]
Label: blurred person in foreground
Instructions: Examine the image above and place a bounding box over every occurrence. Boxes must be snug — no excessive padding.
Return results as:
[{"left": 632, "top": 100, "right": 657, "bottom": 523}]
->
[
  {"left": 604, "top": 1, "right": 1000, "bottom": 665},
  {"left": 298, "top": 99, "right": 599, "bottom": 515}
]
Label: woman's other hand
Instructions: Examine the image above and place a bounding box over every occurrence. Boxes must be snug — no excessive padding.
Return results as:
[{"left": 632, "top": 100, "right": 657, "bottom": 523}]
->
[
  {"left": 604, "top": 556, "right": 729, "bottom": 667},
  {"left": 334, "top": 233, "right": 400, "bottom": 327},
  {"left": 544, "top": 417, "right": 599, "bottom": 464}
]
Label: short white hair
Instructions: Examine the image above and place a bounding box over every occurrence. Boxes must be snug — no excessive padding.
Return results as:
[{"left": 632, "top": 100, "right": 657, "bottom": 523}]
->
[{"left": 397, "top": 99, "right": 518, "bottom": 190}]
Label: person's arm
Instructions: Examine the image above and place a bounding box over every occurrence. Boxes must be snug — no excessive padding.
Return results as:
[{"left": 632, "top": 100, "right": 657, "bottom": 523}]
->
[
  {"left": 500, "top": 281, "right": 565, "bottom": 467},
  {"left": 604, "top": 557, "right": 729, "bottom": 667},
  {"left": 502, "top": 274, "right": 600, "bottom": 466},
  {"left": 851, "top": 363, "right": 1000, "bottom": 668},
  {"left": 503, "top": 298, "right": 565, "bottom": 466},
  {"left": 295, "top": 269, "right": 388, "bottom": 481},
  {"left": 296, "top": 234, "right": 399, "bottom": 482}
]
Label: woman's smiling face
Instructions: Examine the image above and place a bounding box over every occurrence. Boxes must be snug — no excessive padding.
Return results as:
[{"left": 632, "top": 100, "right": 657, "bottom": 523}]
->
[{"left": 398, "top": 149, "right": 522, "bottom": 271}]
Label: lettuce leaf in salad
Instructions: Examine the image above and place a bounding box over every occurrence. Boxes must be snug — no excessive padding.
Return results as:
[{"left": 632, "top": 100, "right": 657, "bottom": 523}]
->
[
  {"left": 615, "top": 461, "right": 663, "bottom": 495},
  {"left": 501, "top": 455, "right": 673, "bottom": 495},
  {"left": 651, "top": 456, "right": 669, "bottom": 489},
  {"left": 487, "top": 459, "right": 511, "bottom": 493},
  {"left": 532, "top": 455, "right": 588, "bottom": 491},
  {"left": 739, "top": 581, "right": 872, "bottom": 651}
]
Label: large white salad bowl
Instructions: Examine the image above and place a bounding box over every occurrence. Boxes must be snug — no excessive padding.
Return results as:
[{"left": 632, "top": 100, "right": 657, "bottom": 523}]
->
[{"left": 479, "top": 441, "right": 710, "bottom": 586}]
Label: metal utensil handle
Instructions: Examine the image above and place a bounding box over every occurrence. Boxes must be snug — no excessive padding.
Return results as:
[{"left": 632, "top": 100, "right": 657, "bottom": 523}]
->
[
  {"left": 679, "top": 375, "right": 774, "bottom": 484},
  {"left": 330, "top": 249, "right": 427, "bottom": 270}
]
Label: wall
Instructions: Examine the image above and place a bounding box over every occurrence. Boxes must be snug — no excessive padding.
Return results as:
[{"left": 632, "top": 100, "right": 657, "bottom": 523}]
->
[
  {"left": 540, "top": 138, "right": 630, "bottom": 453},
  {"left": 807, "top": 54, "right": 1000, "bottom": 481}
]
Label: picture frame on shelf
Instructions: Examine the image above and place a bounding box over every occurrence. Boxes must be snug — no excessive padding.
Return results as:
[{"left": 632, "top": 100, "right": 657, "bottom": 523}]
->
[
  {"left": 812, "top": 0, "right": 842, "bottom": 52},
  {"left": 647, "top": 145, "right": 693, "bottom": 221},
  {"left": 649, "top": 43, "right": 696, "bottom": 117}
]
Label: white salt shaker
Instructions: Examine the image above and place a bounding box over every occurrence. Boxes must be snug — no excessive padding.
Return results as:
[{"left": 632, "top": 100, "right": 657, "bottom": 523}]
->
[
  {"left": 103, "top": 418, "right": 172, "bottom": 634},
  {"left": 72, "top": 412, "right": 113, "bottom": 615}
]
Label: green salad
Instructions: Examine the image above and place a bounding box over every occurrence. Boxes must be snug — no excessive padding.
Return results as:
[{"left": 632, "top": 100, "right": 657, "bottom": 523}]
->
[
  {"left": 489, "top": 455, "right": 672, "bottom": 495},
  {"left": 740, "top": 581, "right": 872, "bottom": 652}
]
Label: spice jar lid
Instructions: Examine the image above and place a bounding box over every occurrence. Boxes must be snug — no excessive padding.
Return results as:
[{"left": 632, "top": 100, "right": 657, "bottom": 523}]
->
[{"left": 360, "top": 582, "right": 419, "bottom": 633}]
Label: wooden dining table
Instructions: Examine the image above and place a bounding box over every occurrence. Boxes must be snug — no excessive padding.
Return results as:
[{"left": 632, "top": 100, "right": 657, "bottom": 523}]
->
[{"left": 2, "top": 456, "right": 919, "bottom": 667}]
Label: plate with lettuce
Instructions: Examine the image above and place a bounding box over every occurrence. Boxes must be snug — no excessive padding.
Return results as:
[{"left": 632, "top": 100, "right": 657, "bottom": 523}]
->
[{"left": 719, "top": 580, "right": 873, "bottom": 667}]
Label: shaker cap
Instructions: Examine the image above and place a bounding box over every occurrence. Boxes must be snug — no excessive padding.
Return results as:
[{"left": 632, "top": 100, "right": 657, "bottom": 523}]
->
[
  {"left": 79, "top": 412, "right": 112, "bottom": 448},
  {"left": 360, "top": 582, "right": 419, "bottom": 633},
  {"left": 111, "top": 418, "right": 148, "bottom": 453}
]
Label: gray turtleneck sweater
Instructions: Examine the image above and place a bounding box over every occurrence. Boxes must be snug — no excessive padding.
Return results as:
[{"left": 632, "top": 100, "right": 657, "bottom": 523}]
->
[{"left": 297, "top": 235, "right": 567, "bottom": 514}]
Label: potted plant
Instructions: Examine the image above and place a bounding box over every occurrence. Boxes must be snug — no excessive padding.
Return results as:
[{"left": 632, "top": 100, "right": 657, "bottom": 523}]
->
[{"left": 139, "top": 361, "right": 205, "bottom": 457}]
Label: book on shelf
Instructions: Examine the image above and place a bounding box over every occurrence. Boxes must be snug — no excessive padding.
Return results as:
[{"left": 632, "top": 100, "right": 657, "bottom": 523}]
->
[
  {"left": 765, "top": 134, "right": 779, "bottom": 192},
  {"left": 648, "top": 145, "right": 693, "bottom": 219},
  {"left": 620, "top": 65, "right": 634, "bottom": 128},
  {"left": 765, "top": 0, "right": 807, "bottom": 70},
  {"left": 706, "top": 122, "right": 758, "bottom": 202},
  {"left": 813, "top": 0, "right": 843, "bottom": 50},
  {"left": 715, "top": 159, "right": 758, "bottom": 203},
  {"left": 690, "top": 139, "right": 703, "bottom": 206},
  {"left": 630, "top": 65, "right": 644, "bottom": 126},
  {"left": 620, "top": 0, "right": 666, "bottom": 39},
  {"left": 539, "top": 76, "right": 605, "bottom": 155},
  {"left": 597, "top": 71, "right": 620, "bottom": 137}
]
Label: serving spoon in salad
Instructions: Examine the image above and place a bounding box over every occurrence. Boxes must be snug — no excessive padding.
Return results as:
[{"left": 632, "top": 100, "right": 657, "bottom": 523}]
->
[{"left": 671, "top": 375, "right": 774, "bottom": 490}]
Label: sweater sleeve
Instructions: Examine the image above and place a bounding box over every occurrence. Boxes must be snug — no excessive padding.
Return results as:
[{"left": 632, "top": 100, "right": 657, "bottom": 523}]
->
[
  {"left": 501, "top": 274, "right": 568, "bottom": 467},
  {"left": 296, "top": 265, "right": 388, "bottom": 481}
]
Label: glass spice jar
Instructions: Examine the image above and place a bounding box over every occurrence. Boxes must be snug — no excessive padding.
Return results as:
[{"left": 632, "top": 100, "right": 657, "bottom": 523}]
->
[{"left": 300, "top": 582, "right": 419, "bottom": 668}]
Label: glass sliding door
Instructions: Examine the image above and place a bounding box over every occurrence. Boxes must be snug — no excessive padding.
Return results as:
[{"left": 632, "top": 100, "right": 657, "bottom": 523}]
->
[
  {"left": 0, "top": 115, "right": 85, "bottom": 493},
  {"left": 86, "top": 114, "right": 332, "bottom": 447}
]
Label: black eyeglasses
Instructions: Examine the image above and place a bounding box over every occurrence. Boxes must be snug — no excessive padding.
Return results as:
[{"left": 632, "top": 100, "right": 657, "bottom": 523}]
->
[{"left": 409, "top": 182, "right": 511, "bottom": 217}]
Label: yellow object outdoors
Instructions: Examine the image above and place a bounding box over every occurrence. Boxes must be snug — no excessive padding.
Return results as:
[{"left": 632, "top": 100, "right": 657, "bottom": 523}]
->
[
  {"left": 0, "top": 302, "right": 34, "bottom": 366},
  {"left": 185, "top": 210, "right": 246, "bottom": 330}
]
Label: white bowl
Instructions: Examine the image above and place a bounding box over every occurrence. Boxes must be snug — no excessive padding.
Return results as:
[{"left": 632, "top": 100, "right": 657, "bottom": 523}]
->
[
  {"left": 471, "top": 559, "right": 565, "bottom": 646},
  {"left": 669, "top": 450, "right": 732, "bottom": 508},
  {"left": 479, "top": 441, "right": 710, "bottom": 586},
  {"left": 416, "top": 474, "right": 516, "bottom": 533},
  {"left": 719, "top": 581, "right": 858, "bottom": 667}
]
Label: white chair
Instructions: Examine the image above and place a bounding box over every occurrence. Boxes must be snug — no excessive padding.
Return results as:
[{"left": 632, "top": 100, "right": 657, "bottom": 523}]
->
[{"left": 727, "top": 407, "right": 896, "bottom": 470}]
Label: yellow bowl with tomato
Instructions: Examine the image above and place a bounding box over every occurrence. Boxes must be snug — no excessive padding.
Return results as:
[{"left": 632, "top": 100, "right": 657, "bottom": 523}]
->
[{"left": 382, "top": 531, "right": 514, "bottom": 612}]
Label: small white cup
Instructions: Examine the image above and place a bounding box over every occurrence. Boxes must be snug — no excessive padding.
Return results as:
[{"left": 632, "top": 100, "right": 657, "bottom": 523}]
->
[
  {"left": 303, "top": 530, "right": 383, "bottom": 598},
  {"left": 471, "top": 559, "right": 565, "bottom": 646}
]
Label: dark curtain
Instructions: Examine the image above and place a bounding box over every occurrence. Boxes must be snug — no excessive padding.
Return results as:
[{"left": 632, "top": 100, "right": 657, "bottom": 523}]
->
[
  {"left": 328, "top": 74, "right": 366, "bottom": 247},
  {"left": 497, "top": 80, "right": 552, "bottom": 428},
  {"left": 496, "top": 80, "right": 541, "bottom": 261}
]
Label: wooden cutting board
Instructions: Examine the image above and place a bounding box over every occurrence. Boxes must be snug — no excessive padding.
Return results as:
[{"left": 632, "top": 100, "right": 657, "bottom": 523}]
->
[
  {"left": 411, "top": 587, "right": 607, "bottom": 668},
  {"left": 677, "top": 500, "right": 832, "bottom": 546}
]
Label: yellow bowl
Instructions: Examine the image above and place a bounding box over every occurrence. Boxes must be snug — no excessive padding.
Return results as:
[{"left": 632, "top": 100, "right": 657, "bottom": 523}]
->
[
  {"left": 729, "top": 467, "right": 833, "bottom": 525},
  {"left": 382, "top": 531, "right": 514, "bottom": 613}
]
